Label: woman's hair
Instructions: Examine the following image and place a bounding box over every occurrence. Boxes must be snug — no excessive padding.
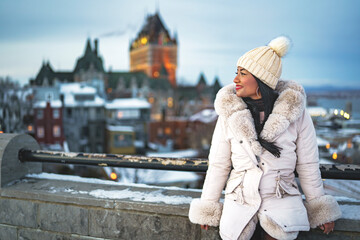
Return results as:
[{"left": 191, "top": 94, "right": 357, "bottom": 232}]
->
[{"left": 243, "top": 76, "right": 282, "bottom": 158}]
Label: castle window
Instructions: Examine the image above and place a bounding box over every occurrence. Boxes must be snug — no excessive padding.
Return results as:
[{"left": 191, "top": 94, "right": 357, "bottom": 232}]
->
[
  {"left": 165, "top": 127, "right": 172, "bottom": 135},
  {"left": 53, "top": 109, "right": 60, "bottom": 119},
  {"left": 37, "top": 110, "right": 44, "bottom": 119},
  {"left": 53, "top": 125, "right": 61, "bottom": 137},
  {"left": 37, "top": 126, "right": 44, "bottom": 138}
]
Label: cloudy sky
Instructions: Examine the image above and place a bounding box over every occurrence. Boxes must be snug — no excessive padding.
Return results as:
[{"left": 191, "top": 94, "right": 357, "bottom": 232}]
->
[{"left": 0, "top": 0, "right": 359, "bottom": 87}]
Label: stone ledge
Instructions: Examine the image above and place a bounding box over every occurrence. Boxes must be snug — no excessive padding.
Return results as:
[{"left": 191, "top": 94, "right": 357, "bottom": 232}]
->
[
  {"left": 1, "top": 176, "right": 359, "bottom": 237},
  {"left": 1, "top": 177, "right": 200, "bottom": 217}
]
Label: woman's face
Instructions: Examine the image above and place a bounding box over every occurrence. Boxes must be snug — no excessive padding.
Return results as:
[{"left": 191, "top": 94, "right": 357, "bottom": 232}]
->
[{"left": 233, "top": 67, "right": 261, "bottom": 99}]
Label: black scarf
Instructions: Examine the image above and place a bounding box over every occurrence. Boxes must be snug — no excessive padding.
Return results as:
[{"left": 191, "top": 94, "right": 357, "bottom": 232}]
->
[{"left": 243, "top": 97, "right": 282, "bottom": 158}]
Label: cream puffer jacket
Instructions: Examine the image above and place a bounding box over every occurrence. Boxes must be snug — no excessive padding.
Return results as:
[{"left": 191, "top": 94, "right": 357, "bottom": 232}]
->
[{"left": 188, "top": 81, "right": 341, "bottom": 240}]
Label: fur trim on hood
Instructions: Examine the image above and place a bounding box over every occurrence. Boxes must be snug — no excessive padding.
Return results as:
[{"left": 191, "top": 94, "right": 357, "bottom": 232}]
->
[{"left": 214, "top": 80, "right": 306, "bottom": 155}]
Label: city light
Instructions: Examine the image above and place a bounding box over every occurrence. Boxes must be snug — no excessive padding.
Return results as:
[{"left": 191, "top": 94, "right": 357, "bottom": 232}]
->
[
  {"left": 27, "top": 125, "right": 33, "bottom": 132},
  {"left": 141, "top": 37, "right": 148, "bottom": 45},
  {"left": 334, "top": 109, "right": 338, "bottom": 115},
  {"left": 110, "top": 172, "right": 117, "bottom": 180},
  {"left": 332, "top": 152, "right": 338, "bottom": 160},
  {"left": 344, "top": 112, "right": 350, "bottom": 119},
  {"left": 167, "top": 97, "right": 173, "bottom": 108},
  {"left": 154, "top": 71, "right": 159, "bottom": 78},
  {"left": 165, "top": 127, "right": 172, "bottom": 135},
  {"left": 326, "top": 143, "right": 330, "bottom": 149},
  {"left": 340, "top": 110, "right": 344, "bottom": 116}
]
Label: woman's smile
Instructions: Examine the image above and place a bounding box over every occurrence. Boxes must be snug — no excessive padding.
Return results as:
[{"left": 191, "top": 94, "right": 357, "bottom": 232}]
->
[{"left": 235, "top": 85, "right": 243, "bottom": 90}]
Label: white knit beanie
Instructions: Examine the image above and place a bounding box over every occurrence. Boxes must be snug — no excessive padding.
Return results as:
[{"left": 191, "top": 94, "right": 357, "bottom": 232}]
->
[{"left": 236, "top": 36, "right": 290, "bottom": 89}]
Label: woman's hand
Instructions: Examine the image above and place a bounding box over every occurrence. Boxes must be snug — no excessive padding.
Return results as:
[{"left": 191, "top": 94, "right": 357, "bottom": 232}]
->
[
  {"left": 319, "top": 221, "right": 335, "bottom": 234},
  {"left": 200, "top": 225, "right": 209, "bottom": 230}
]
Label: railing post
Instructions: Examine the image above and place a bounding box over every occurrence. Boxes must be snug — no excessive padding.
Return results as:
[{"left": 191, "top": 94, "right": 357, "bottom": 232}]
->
[{"left": 0, "top": 134, "right": 41, "bottom": 187}]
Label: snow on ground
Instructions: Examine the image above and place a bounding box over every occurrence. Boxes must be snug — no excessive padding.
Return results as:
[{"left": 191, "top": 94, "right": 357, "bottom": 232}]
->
[
  {"left": 26, "top": 172, "right": 202, "bottom": 192},
  {"left": 323, "top": 179, "right": 360, "bottom": 200},
  {"left": 112, "top": 168, "right": 201, "bottom": 185}
]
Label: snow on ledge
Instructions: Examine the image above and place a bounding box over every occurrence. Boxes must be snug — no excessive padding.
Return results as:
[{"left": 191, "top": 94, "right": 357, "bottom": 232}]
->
[
  {"left": 25, "top": 172, "right": 201, "bottom": 192},
  {"left": 89, "top": 189, "right": 192, "bottom": 205}
]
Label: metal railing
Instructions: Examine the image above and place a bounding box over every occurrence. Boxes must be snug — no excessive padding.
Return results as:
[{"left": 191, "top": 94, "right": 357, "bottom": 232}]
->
[{"left": 18, "top": 149, "right": 360, "bottom": 180}]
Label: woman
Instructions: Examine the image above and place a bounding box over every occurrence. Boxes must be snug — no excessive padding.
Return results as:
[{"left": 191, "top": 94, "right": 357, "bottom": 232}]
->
[{"left": 188, "top": 36, "right": 341, "bottom": 240}]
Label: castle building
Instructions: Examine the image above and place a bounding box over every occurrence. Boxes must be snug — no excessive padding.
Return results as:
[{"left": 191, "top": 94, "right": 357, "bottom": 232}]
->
[
  {"left": 28, "top": 11, "right": 223, "bottom": 152},
  {"left": 30, "top": 39, "right": 105, "bottom": 88},
  {"left": 129, "top": 12, "right": 178, "bottom": 87}
]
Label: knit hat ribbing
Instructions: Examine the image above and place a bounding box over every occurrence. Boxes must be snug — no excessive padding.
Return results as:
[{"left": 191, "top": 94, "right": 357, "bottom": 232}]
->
[{"left": 236, "top": 36, "right": 290, "bottom": 89}]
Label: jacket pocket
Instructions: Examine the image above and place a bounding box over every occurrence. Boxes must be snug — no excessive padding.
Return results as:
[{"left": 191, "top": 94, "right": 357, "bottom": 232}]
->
[
  {"left": 225, "top": 170, "right": 246, "bottom": 204},
  {"left": 275, "top": 172, "right": 301, "bottom": 198}
]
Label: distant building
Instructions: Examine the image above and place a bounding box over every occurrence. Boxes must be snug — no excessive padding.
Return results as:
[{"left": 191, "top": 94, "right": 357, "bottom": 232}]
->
[
  {"left": 105, "top": 98, "right": 151, "bottom": 154},
  {"left": 60, "top": 83, "right": 105, "bottom": 153},
  {"left": 33, "top": 87, "right": 65, "bottom": 148},
  {"left": 105, "top": 126, "right": 136, "bottom": 154},
  {"left": 149, "top": 118, "right": 189, "bottom": 150},
  {"left": 130, "top": 12, "right": 177, "bottom": 87},
  {"left": 30, "top": 39, "right": 105, "bottom": 89},
  {"left": 188, "top": 109, "right": 218, "bottom": 157},
  {"left": 175, "top": 73, "right": 221, "bottom": 117},
  {"left": 27, "top": 11, "right": 224, "bottom": 152}
]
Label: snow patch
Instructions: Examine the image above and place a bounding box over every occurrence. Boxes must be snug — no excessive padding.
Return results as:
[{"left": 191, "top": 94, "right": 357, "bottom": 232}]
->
[
  {"left": 89, "top": 189, "right": 193, "bottom": 205},
  {"left": 25, "top": 172, "right": 202, "bottom": 192},
  {"left": 339, "top": 204, "right": 360, "bottom": 220}
]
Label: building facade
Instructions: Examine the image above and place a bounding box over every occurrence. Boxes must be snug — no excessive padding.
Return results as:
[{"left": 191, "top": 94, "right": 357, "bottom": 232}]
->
[
  {"left": 130, "top": 13, "right": 177, "bottom": 87},
  {"left": 60, "top": 83, "right": 105, "bottom": 153},
  {"left": 105, "top": 98, "right": 151, "bottom": 154}
]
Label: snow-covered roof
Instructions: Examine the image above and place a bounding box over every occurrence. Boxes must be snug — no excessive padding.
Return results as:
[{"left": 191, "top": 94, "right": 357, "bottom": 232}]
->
[
  {"left": 106, "top": 98, "right": 151, "bottom": 109},
  {"left": 59, "top": 83, "right": 96, "bottom": 95},
  {"left": 189, "top": 109, "right": 218, "bottom": 123},
  {"left": 106, "top": 125, "right": 134, "bottom": 132},
  {"left": 58, "top": 83, "right": 105, "bottom": 107},
  {"left": 63, "top": 94, "right": 105, "bottom": 107},
  {"left": 33, "top": 100, "right": 62, "bottom": 108}
]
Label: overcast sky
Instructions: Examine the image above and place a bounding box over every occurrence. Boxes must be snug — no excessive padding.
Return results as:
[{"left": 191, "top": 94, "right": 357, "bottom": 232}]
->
[{"left": 0, "top": 0, "right": 359, "bottom": 88}]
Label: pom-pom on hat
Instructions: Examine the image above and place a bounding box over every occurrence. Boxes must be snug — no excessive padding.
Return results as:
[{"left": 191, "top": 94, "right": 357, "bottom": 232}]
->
[{"left": 236, "top": 36, "right": 290, "bottom": 89}]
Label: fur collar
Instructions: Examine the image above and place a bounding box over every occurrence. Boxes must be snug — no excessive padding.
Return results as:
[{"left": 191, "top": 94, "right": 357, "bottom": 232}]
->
[{"left": 214, "top": 80, "right": 306, "bottom": 156}]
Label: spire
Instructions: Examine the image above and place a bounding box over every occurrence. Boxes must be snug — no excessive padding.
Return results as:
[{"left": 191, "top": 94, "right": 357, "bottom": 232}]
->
[
  {"left": 94, "top": 39, "right": 98, "bottom": 56},
  {"left": 197, "top": 73, "right": 207, "bottom": 86},
  {"left": 212, "top": 76, "right": 222, "bottom": 101},
  {"left": 85, "top": 38, "right": 92, "bottom": 54},
  {"left": 213, "top": 76, "right": 221, "bottom": 88}
]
